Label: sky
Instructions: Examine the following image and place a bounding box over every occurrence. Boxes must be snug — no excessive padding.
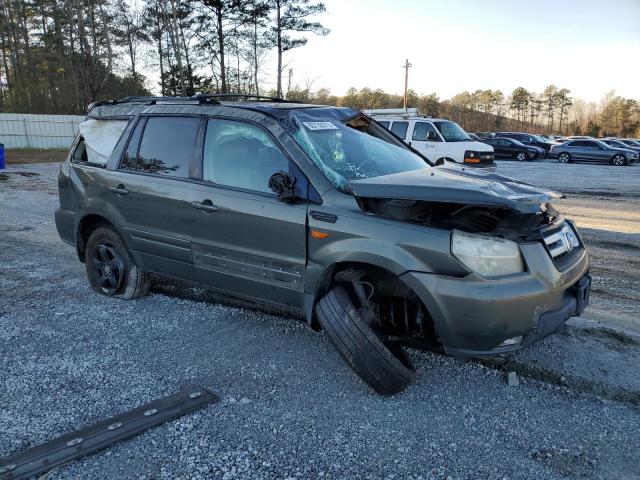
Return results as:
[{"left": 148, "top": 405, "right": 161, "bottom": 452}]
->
[{"left": 263, "top": 0, "right": 640, "bottom": 101}]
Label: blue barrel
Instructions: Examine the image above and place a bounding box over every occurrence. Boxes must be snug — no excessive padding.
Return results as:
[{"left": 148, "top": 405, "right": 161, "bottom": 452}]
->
[{"left": 0, "top": 143, "right": 4, "bottom": 170}]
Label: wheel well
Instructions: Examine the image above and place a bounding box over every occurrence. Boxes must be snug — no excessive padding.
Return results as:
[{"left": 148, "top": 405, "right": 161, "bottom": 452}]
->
[
  {"left": 312, "top": 262, "right": 438, "bottom": 347},
  {"left": 77, "top": 215, "right": 114, "bottom": 262}
]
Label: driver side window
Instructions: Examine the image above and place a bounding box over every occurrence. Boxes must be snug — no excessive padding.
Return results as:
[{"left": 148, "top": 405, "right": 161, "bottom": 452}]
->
[
  {"left": 412, "top": 122, "right": 439, "bottom": 142},
  {"left": 203, "top": 119, "right": 289, "bottom": 194}
]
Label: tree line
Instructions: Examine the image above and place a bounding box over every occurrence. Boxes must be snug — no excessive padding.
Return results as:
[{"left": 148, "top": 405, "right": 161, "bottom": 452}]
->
[
  {"left": 286, "top": 86, "right": 639, "bottom": 138},
  {"left": 0, "top": 0, "right": 328, "bottom": 113},
  {"left": 1, "top": 1, "right": 637, "bottom": 137}
]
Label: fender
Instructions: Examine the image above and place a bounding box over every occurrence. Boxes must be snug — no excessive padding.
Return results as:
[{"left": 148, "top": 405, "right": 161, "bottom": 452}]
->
[
  {"left": 74, "top": 200, "right": 134, "bottom": 262},
  {"left": 303, "top": 233, "right": 463, "bottom": 326}
]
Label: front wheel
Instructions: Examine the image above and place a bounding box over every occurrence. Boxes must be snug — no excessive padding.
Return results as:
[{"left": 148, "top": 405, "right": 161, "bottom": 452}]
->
[
  {"left": 85, "top": 227, "right": 150, "bottom": 299},
  {"left": 516, "top": 152, "right": 528, "bottom": 161},
  {"left": 315, "top": 286, "right": 415, "bottom": 395},
  {"left": 558, "top": 153, "right": 571, "bottom": 163},
  {"left": 612, "top": 154, "right": 627, "bottom": 166}
]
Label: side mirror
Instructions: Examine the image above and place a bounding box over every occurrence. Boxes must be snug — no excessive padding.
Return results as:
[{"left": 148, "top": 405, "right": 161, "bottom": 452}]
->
[
  {"left": 426, "top": 131, "right": 437, "bottom": 141},
  {"left": 269, "top": 171, "right": 297, "bottom": 203}
]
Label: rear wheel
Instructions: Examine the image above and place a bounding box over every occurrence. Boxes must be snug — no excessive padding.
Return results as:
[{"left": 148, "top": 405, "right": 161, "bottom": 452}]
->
[
  {"left": 315, "top": 286, "right": 416, "bottom": 396},
  {"left": 558, "top": 152, "right": 571, "bottom": 163},
  {"left": 612, "top": 154, "right": 627, "bottom": 166},
  {"left": 516, "top": 152, "right": 527, "bottom": 161},
  {"left": 85, "top": 227, "right": 150, "bottom": 299}
]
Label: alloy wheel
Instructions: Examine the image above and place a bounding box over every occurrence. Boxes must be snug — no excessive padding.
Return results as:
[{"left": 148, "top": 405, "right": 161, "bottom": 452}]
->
[
  {"left": 612, "top": 155, "right": 625, "bottom": 166},
  {"left": 517, "top": 152, "right": 527, "bottom": 161},
  {"left": 558, "top": 153, "right": 570, "bottom": 163},
  {"left": 90, "top": 244, "right": 124, "bottom": 294}
]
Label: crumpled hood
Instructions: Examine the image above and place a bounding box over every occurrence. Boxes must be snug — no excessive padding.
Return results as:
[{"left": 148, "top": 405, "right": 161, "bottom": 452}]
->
[{"left": 349, "top": 165, "right": 563, "bottom": 214}]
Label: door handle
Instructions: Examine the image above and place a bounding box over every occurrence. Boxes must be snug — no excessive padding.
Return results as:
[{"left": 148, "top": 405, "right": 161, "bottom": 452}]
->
[
  {"left": 191, "top": 200, "right": 219, "bottom": 213},
  {"left": 109, "top": 185, "right": 129, "bottom": 195}
]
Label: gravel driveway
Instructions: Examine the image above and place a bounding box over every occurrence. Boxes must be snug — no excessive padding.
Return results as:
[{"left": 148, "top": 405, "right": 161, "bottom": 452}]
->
[{"left": 1, "top": 162, "right": 639, "bottom": 480}]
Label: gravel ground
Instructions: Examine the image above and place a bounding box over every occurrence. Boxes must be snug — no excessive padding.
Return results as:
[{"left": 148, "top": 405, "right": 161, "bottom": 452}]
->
[{"left": 1, "top": 162, "right": 639, "bottom": 480}]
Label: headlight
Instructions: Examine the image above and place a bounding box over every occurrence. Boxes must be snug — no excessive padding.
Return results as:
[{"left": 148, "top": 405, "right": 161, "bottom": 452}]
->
[{"left": 451, "top": 230, "right": 525, "bottom": 277}]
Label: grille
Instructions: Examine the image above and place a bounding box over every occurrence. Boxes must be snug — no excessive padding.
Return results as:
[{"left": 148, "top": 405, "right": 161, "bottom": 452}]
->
[{"left": 542, "top": 222, "right": 583, "bottom": 270}]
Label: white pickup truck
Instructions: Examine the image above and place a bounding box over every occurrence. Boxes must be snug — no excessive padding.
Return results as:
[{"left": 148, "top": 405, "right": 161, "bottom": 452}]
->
[{"left": 364, "top": 109, "right": 495, "bottom": 167}]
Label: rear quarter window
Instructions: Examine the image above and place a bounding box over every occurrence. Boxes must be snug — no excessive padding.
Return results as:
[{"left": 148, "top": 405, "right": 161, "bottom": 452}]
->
[
  {"left": 70, "top": 137, "right": 88, "bottom": 164},
  {"left": 390, "top": 121, "right": 409, "bottom": 139}
]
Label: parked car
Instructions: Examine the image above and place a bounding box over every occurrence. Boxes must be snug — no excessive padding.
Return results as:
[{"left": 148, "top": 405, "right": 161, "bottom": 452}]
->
[
  {"left": 55, "top": 95, "right": 591, "bottom": 395},
  {"left": 601, "top": 138, "right": 640, "bottom": 155},
  {"left": 617, "top": 138, "right": 640, "bottom": 150},
  {"left": 364, "top": 109, "right": 494, "bottom": 167},
  {"left": 481, "top": 137, "right": 546, "bottom": 161},
  {"left": 550, "top": 139, "right": 639, "bottom": 165},
  {"left": 495, "top": 132, "right": 553, "bottom": 154},
  {"left": 467, "top": 133, "right": 482, "bottom": 141}
]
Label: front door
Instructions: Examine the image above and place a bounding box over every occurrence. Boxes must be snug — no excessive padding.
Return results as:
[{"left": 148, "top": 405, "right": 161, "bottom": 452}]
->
[
  {"left": 188, "top": 118, "right": 308, "bottom": 310},
  {"left": 409, "top": 121, "right": 440, "bottom": 161},
  {"left": 578, "top": 141, "right": 601, "bottom": 162}
]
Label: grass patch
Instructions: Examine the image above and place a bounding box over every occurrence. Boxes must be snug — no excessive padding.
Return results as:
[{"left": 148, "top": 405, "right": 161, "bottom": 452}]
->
[{"left": 4, "top": 148, "right": 67, "bottom": 164}]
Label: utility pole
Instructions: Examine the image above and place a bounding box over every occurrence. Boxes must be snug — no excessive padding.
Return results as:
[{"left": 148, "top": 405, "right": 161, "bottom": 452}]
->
[{"left": 403, "top": 59, "right": 412, "bottom": 111}]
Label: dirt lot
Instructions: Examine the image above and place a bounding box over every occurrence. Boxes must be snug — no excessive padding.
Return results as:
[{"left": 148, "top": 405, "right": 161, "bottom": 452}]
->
[
  {"left": 1, "top": 160, "right": 639, "bottom": 480},
  {"left": 3, "top": 148, "right": 68, "bottom": 165}
]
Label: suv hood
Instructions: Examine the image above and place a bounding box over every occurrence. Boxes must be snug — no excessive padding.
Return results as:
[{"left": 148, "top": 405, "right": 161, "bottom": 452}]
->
[{"left": 349, "top": 166, "right": 562, "bottom": 214}]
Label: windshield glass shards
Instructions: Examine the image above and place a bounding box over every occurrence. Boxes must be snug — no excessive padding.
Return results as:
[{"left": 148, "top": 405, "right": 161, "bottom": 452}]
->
[
  {"left": 280, "top": 112, "right": 428, "bottom": 191},
  {"left": 433, "top": 121, "right": 471, "bottom": 142}
]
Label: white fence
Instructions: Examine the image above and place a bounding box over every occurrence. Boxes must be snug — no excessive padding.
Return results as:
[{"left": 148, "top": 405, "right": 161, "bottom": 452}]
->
[{"left": 0, "top": 113, "right": 84, "bottom": 149}]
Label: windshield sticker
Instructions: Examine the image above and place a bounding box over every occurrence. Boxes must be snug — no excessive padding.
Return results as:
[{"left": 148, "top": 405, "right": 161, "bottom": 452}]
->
[{"left": 302, "top": 121, "right": 338, "bottom": 131}]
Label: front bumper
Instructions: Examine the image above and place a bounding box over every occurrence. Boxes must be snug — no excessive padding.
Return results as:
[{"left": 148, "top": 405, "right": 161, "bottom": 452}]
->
[{"left": 401, "top": 241, "right": 590, "bottom": 357}]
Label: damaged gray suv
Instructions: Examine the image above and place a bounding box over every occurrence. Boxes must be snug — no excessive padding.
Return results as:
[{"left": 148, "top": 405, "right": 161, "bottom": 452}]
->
[{"left": 55, "top": 95, "right": 591, "bottom": 395}]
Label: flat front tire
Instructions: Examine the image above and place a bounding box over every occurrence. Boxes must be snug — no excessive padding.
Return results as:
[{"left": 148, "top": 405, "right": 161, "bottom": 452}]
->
[
  {"left": 315, "top": 286, "right": 416, "bottom": 395},
  {"left": 85, "top": 227, "right": 150, "bottom": 299}
]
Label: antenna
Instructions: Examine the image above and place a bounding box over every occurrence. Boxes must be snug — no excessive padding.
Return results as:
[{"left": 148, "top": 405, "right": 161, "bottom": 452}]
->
[{"left": 403, "top": 59, "right": 412, "bottom": 112}]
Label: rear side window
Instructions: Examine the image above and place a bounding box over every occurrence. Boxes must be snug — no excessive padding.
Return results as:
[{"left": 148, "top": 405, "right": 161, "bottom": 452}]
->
[
  {"left": 122, "top": 116, "right": 200, "bottom": 177},
  {"left": 390, "top": 121, "right": 409, "bottom": 139},
  {"left": 377, "top": 120, "right": 390, "bottom": 129},
  {"left": 203, "top": 119, "right": 289, "bottom": 194}
]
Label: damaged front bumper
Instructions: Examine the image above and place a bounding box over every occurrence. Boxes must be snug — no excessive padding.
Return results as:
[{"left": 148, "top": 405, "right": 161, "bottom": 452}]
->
[{"left": 400, "top": 241, "right": 590, "bottom": 357}]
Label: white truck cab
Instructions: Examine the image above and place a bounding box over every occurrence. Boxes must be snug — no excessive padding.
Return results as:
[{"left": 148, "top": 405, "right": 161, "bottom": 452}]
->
[{"left": 364, "top": 108, "right": 495, "bottom": 167}]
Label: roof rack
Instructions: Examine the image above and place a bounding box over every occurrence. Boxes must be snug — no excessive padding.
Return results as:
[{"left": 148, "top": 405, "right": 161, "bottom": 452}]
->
[
  {"left": 362, "top": 108, "right": 423, "bottom": 119},
  {"left": 207, "top": 93, "right": 296, "bottom": 103},
  {"left": 88, "top": 93, "right": 299, "bottom": 112}
]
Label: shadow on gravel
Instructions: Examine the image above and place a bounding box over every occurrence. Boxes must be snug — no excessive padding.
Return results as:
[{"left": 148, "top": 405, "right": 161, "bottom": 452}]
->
[{"left": 151, "top": 276, "right": 640, "bottom": 409}]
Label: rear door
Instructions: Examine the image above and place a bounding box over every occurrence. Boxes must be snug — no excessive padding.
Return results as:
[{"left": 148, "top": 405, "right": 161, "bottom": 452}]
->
[
  {"left": 105, "top": 115, "right": 202, "bottom": 279},
  {"left": 408, "top": 121, "right": 440, "bottom": 161},
  {"left": 188, "top": 117, "right": 309, "bottom": 310},
  {"left": 499, "top": 138, "right": 517, "bottom": 157},
  {"left": 487, "top": 138, "right": 508, "bottom": 158}
]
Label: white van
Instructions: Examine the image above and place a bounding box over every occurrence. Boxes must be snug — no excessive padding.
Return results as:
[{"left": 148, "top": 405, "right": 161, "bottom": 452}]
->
[{"left": 364, "top": 109, "right": 495, "bottom": 167}]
